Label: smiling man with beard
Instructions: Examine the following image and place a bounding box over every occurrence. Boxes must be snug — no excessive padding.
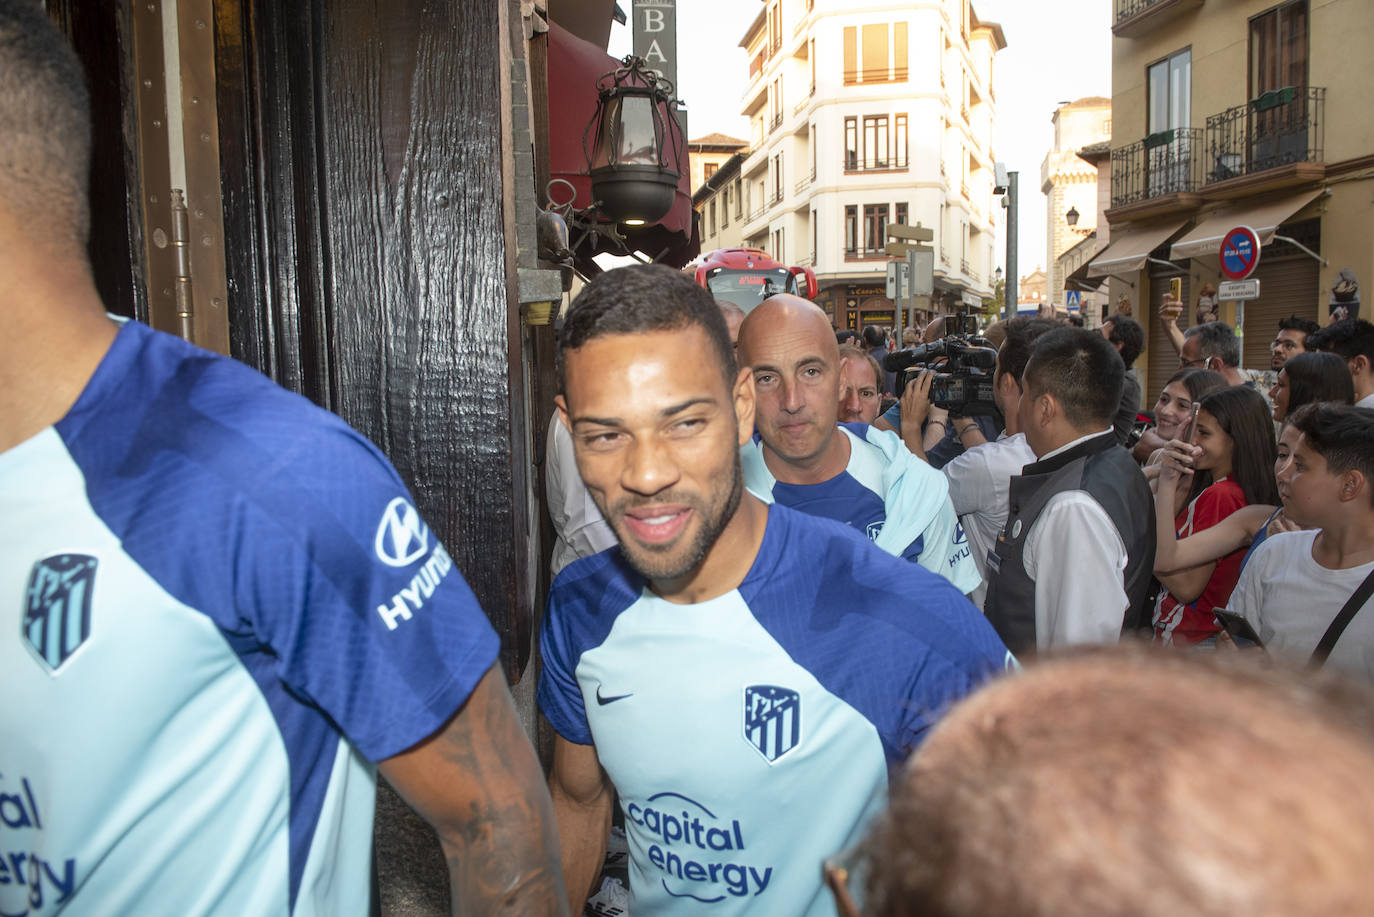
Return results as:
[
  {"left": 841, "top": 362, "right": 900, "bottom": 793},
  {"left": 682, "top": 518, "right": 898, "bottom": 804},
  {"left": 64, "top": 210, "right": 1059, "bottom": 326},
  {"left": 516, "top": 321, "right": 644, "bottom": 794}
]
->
[{"left": 539, "top": 264, "right": 1012, "bottom": 916}]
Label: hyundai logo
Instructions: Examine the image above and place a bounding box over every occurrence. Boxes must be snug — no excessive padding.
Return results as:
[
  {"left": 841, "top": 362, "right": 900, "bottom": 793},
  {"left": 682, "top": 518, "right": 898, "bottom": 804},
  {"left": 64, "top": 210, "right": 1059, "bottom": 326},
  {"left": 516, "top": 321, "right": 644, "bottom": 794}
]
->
[{"left": 374, "top": 498, "right": 430, "bottom": 567}]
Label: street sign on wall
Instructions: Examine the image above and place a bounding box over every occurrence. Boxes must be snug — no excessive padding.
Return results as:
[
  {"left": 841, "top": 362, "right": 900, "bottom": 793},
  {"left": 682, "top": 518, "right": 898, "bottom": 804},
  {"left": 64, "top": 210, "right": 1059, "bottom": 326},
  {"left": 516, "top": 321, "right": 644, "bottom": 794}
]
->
[
  {"left": 1218, "top": 279, "right": 1261, "bottom": 301},
  {"left": 1220, "top": 225, "right": 1261, "bottom": 280}
]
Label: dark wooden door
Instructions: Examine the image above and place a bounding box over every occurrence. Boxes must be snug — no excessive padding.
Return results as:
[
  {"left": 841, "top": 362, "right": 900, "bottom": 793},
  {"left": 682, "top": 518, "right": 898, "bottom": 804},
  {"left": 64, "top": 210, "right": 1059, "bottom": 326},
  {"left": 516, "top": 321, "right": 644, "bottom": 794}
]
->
[{"left": 213, "top": 0, "right": 532, "bottom": 683}]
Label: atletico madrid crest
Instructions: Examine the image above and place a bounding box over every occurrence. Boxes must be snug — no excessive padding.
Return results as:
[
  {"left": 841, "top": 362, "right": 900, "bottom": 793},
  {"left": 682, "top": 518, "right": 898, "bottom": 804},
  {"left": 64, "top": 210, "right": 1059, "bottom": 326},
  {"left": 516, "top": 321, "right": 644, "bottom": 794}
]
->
[
  {"left": 743, "top": 684, "right": 800, "bottom": 763},
  {"left": 23, "top": 554, "right": 98, "bottom": 673}
]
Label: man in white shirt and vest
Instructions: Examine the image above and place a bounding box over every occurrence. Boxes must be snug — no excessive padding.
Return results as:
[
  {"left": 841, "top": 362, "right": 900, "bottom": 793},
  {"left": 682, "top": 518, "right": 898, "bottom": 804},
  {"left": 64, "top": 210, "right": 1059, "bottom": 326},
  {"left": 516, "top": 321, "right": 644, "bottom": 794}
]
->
[{"left": 983, "top": 327, "right": 1156, "bottom": 654}]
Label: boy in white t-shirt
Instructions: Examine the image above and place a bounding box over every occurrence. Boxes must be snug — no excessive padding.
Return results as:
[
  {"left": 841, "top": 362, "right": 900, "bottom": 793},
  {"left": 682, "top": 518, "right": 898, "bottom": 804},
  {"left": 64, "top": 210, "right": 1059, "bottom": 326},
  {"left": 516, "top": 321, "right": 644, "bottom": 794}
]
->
[{"left": 1230, "top": 404, "right": 1374, "bottom": 681}]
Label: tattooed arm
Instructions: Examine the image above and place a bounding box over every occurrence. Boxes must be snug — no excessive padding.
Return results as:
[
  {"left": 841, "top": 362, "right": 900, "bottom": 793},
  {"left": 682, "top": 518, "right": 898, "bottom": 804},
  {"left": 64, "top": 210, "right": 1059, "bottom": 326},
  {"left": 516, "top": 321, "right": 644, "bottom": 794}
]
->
[
  {"left": 380, "top": 664, "right": 568, "bottom": 916},
  {"left": 548, "top": 736, "right": 614, "bottom": 914}
]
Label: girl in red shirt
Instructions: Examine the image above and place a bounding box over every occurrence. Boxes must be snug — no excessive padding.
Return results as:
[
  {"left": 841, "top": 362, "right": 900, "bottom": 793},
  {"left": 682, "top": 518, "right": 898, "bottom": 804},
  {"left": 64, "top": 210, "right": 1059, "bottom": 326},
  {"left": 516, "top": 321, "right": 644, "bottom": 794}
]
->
[{"left": 1152, "top": 386, "right": 1279, "bottom": 646}]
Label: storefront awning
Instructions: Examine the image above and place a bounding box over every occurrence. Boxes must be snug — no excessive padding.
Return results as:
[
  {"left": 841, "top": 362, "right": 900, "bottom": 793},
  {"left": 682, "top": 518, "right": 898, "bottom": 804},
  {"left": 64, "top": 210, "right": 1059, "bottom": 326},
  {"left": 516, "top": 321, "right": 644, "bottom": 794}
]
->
[
  {"left": 1066, "top": 256, "right": 1107, "bottom": 292},
  {"left": 546, "top": 20, "right": 697, "bottom": 270},
  {"left": 1168, "top": 188, "right": 1325, "bottom": 262},
  {"left": 1085, "top": 218, "right": 1191, "bottom": 278}
]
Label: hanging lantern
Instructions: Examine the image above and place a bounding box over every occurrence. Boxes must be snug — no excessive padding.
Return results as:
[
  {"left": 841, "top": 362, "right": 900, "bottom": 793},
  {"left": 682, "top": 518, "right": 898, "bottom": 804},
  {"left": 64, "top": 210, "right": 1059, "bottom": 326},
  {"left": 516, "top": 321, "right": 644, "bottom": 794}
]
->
[{"left": 583, "top": 56, "right": 683, "bottom": 226}]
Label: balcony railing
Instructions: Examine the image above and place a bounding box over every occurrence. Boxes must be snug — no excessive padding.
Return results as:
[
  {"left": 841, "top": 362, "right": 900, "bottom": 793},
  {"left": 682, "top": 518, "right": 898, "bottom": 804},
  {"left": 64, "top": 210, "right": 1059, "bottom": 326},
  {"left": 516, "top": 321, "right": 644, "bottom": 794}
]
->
[
  {"left": 768, "top": 190, "right": 784, "bottom": 207},
  {"left": 769, "top": 112, "right": 784, "bottom": 133},
  {"left": 1110, "top": 127, "right": 1203, "bottom": 207},
  {"left": 843, "top": 155, "right": 910, "bottom": 172},
  {"left": 940, "top": 247, "right": 949, "bottom": 265},
  {"left": 1115, "top": 0, "right": 1165, "bottom": 23},
  {"left": 842, "top": 68, "right": 909, "bottom": 86},
  {"left": 795, "top": 253, "right": 814, "bottom": 267},
  {"left": 960, "top": 258, "right": 970, "bottom": 275},
  {"left": 794, "top": 175, "right": 811, "bottom": 195},
  {"left": 1204, "top": 86, "right": 1325, "bottom": 183},
  {"left": 747, "top": 205, "right": 765, "bottom": 224}
]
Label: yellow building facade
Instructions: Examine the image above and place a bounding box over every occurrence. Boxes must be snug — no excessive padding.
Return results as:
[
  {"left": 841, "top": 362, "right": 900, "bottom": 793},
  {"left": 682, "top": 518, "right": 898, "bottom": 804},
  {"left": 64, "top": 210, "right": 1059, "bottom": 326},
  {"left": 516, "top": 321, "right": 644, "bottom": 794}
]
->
[{"left": 1086, "top": 0, "right": 1374, "bottom": 402}]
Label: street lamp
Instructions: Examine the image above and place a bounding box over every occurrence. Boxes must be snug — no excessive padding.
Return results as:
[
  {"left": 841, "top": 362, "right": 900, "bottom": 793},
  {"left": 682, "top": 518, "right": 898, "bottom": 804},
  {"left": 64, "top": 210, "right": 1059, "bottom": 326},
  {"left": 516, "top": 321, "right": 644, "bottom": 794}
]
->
[
  {"left": 1065, "top": 205, "right": 1080, "bottom": 227},
  {"left": 584, "top": 56, "right": 684, "bottom": 226}
]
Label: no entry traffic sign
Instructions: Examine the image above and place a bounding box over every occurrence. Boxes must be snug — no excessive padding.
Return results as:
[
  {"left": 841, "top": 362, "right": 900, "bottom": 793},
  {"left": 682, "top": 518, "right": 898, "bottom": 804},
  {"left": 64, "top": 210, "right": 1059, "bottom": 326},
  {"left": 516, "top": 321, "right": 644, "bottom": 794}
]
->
[{"left": 1220, "top": 225, "right": 1261, "bottom": 280}]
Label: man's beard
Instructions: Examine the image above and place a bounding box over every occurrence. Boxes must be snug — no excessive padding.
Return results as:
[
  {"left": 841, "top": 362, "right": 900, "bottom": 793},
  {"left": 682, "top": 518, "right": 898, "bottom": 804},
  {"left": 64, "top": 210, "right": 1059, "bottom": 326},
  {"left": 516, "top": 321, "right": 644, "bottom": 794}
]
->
[{"left": 605, "top": 459, "right": 744, "bottom": 584}]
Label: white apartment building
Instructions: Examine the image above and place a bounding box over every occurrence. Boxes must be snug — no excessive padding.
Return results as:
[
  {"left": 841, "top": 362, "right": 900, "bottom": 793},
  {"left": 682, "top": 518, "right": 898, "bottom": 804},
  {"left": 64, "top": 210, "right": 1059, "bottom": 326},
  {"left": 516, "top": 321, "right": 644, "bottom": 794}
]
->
[{"left": 736, "top": 0, "right": 1005, "bottom": 328}]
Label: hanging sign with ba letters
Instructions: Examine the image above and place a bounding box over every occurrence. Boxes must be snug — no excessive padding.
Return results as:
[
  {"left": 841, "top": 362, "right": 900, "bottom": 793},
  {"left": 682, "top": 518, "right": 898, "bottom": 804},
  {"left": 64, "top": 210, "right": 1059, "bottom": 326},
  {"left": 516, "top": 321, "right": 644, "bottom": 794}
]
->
[{"left": 1219, "top": 225, "right": 1261, "bottom": 281}]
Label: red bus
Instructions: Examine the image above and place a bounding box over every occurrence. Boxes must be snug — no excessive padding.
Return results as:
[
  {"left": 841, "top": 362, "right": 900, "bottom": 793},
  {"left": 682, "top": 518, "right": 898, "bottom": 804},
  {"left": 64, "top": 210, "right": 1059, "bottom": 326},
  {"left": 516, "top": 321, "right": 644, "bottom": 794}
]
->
[{"left": 690, "top": 247, "right": 819, "bottom": 314}]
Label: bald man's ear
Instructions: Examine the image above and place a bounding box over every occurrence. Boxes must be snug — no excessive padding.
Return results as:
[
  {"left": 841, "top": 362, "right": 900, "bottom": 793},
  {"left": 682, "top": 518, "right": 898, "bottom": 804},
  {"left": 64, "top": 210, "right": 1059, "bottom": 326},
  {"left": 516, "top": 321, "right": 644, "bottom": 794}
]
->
[{"left": 733, "top": 365, "right": 756, "bottom": 446}]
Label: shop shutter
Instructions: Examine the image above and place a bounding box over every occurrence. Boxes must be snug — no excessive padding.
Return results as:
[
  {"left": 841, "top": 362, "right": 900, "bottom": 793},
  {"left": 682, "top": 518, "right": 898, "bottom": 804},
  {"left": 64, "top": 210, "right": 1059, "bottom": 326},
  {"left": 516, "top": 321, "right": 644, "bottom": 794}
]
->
[
  {"left": 1240, "top": 256, "right": 1320, "bottom": 371},
  {"left": 1146, "top": 269, "right": 1190, "bottom": 406}
]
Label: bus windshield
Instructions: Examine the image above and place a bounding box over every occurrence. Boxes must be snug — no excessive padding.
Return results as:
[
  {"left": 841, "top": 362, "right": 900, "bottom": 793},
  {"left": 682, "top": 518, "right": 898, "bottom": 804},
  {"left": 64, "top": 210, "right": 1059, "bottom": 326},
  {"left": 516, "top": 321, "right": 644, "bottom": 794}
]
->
[{"left": 704, "top": 267, "right": 797, "bottom": 312}]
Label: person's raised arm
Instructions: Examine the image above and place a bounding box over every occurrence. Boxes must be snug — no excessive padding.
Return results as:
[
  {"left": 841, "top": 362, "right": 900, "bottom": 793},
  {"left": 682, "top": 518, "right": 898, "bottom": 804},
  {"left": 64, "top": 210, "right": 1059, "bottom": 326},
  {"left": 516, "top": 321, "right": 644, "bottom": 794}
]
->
[
  {"left": 1159, "top": 297, "right": 1185, "bottom": 355},
  {"left": 1151, "top": 440, "right": 1219, "bottom": 603},
  {"left": 1156, "top": 503, "right": 1276, "bottom": 574},
  {"left": 380, "top": 665, "right": 568, "bottom": 916},
  {"left": 900, "top": 371, "right": 938, "bottom": 461},
  {"left": 548, "top": 735, "right": 615, "bottom": 914}
]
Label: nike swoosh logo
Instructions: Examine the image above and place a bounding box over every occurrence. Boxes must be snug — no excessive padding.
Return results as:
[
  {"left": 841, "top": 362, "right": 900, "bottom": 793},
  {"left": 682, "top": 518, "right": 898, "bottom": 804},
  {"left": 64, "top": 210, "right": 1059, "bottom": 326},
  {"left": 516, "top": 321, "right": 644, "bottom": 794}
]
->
[{"left": 596, "top": 686, "right": 633, "bottom": 706}]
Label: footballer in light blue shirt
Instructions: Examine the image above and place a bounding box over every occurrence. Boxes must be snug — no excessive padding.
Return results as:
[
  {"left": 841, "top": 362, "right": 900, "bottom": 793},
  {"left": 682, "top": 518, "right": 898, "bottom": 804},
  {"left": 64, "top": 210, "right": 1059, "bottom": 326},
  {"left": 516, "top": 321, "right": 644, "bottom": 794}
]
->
[
  {"left": 0, "top": 7, "right": 563, "bottom": 913},
  {"left": 541, "top": 270, "right": 1013, "bottom": 916}
]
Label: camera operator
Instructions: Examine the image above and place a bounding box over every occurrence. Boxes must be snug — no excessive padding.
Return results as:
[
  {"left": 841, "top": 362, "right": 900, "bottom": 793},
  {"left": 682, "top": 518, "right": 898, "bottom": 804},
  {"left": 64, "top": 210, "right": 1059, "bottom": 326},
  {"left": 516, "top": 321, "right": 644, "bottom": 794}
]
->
[
  {"left": 939, "top": 317, "right": 1053, "bottom": 607},
  {"left": 874, "top": 316, "right": 1002, "bottom": 468},
  {"left": 983, "top": 328, "right": 1157, "bottom": 655}
]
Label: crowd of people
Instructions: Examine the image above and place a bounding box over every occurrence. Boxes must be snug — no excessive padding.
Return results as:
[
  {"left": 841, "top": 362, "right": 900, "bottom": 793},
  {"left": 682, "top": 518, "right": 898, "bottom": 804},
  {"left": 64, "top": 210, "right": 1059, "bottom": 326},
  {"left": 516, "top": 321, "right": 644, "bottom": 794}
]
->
[{"left": 9, "top": 3, "right": 1374, "bottom": 915}]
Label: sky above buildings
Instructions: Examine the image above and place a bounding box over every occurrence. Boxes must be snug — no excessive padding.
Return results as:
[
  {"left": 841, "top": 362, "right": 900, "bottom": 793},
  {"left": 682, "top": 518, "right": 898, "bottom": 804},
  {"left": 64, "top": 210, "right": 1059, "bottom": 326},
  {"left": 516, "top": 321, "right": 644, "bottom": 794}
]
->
[{"left": 607, "top": 0, "right": 1113, "bottom": 284}]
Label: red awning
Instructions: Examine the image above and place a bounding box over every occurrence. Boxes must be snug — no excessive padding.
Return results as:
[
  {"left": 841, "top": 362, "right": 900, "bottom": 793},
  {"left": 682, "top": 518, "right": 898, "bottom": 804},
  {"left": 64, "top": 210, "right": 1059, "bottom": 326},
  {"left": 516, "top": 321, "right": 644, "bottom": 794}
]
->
[{"left": 546, "top": 20, "right": 697, "bottom": 269}]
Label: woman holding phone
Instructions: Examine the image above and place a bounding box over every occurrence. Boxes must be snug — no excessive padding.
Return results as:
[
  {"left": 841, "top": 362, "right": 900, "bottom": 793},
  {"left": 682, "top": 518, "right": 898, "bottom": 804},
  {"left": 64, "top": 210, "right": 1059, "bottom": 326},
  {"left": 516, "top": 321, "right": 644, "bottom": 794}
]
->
[
  {"left": 1151, "top": 386, "right": 1279, "bottom": 646},
  {"left": 1135, "top": 368, "right": 1228, "bottom": 468}
]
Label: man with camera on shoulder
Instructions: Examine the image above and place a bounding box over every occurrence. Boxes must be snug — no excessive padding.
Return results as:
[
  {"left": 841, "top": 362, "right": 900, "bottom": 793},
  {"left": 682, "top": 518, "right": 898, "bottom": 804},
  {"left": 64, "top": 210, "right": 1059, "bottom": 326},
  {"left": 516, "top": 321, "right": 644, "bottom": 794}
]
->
[{"left": 937, "top": 317, "right": 1053, "bottom": 608}]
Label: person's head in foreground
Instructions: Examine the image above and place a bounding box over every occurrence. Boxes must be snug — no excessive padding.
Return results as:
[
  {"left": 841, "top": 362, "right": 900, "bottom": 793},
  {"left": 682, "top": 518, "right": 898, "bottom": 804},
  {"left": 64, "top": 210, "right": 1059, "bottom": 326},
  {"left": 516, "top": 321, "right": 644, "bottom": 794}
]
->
[
  {"left": 837, "top": 343, "right": 883, "bottom": 424},
  {"left": 861, "top": 646, "right": 1374, "bottom": 917},
  {"left": 557, "top": 263, "right": 755, "bottom": 595}
]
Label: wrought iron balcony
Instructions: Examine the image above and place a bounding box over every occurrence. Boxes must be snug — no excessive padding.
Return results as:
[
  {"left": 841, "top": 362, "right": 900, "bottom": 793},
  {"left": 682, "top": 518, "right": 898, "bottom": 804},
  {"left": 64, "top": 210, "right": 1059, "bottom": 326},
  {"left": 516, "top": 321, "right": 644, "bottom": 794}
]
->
[
  {"left": 768, "top": 189, "right": 784, "bottom": 207},
  {"left": 960, "top": 258, "right": 970, "bottom": 275},
  {"left": 794, "top": 175, "right": 811, "bottom": 195},
  {"left": 1113, "top": 0, "right": 1204, "bottom": 37},
  {"left": 747, "top": 205, "right": 765, "bottom": 224},
  {"left": 1204, "top": 86, "right": 1325, "bottom": 184},
  {"left": 843, "top": 155, "right": 910, "bottom": 172},
  {"left": 1110, "top": 127, "right": 1203, "bottom": 207},
  {"left": 769, "top": 112, "right": 784, "bottom": 133}
]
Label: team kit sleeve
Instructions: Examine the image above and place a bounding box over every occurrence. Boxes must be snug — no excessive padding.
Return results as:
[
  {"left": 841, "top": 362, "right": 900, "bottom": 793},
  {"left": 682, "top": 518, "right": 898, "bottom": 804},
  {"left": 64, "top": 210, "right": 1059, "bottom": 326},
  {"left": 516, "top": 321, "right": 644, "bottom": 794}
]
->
[
  {"left": 536, "top": 587, "right": 593, "bottom": 745},
  {"left": 916, "top": 499, "right": 983, "bottom": 595},
  {"left": 233, "top": 423, "right": 500, "bottom": 763}
]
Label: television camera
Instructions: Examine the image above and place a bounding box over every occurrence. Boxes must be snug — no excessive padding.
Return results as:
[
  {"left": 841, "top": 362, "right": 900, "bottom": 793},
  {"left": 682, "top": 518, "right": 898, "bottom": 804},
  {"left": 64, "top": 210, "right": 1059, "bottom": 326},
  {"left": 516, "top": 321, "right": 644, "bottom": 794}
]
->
[{"left": 882, "top": 315, "right": 1000, "bottom": 416}]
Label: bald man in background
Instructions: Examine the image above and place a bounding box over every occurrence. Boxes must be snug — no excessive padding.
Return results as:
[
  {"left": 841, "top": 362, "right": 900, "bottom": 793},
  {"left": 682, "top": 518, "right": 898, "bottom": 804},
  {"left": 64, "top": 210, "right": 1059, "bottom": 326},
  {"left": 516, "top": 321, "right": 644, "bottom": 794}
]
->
[{"left": 737, "top": 295, "right": 980, "bottom": 594}]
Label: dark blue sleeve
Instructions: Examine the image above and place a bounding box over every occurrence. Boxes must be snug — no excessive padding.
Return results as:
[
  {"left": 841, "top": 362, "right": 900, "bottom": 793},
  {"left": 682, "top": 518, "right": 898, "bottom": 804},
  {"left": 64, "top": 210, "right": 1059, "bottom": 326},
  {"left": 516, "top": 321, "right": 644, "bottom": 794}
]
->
[
  {"left": 537, "top": 580, "right": 593, "bottom": 745},
  {"left": 743, "top": 512, "right": 1011, "bottom": 768},
  {"left": 62, "top": 350, "right": 500, "bottom": 762}
]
